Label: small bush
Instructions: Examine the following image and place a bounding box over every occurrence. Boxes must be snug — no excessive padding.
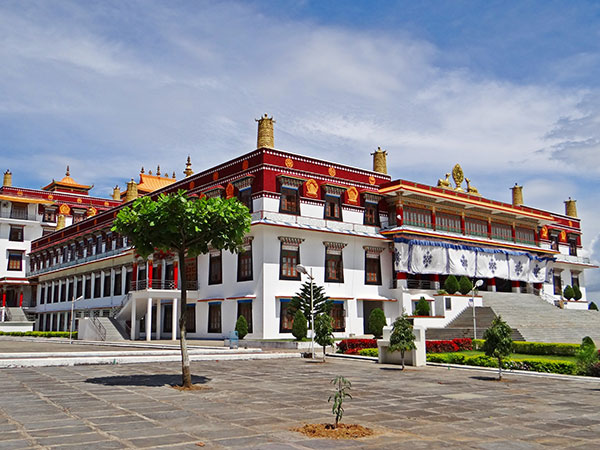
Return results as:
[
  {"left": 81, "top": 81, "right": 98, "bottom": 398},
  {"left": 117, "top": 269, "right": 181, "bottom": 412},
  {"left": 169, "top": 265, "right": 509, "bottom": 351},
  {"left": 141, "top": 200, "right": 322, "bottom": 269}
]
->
[
  {"left": 563, "top": 285, "right": 575, "bottom": 300},
  {"left": 0, "top": 331, "right": 77, "bottom": 338},
  {"left": 337, "top": 339, "right": 377, "bottom": 354},
  {"left": 589, "top": 362, "right": 600, "bottom": 377},
  {"left": 589, "top": 302, "right": 598, "bottom": 311},
  {"left": 414, "top": 297, "right": 430, "bottom": 316},
  {"left": 292, "top": 310, "right": 308, "bottom": 341},
  {"left": 357, "top": 348, "right": 378, "bottom": 357},
  {"left": 458, "top": 276, "right": 473, "bottom": 295},
  {"left": 368, "top": 308, "right": 386, "bottom": 339},
  {"left": 573, "top": 285, "right": 582, "bottom": 301},
  {"left": 235, "top": 315, "right": 248, "bottom": 340},
  {"left": 444, "top": 275, "right": 459, "bottom": 295},
  {"left": 576, "top": 336, "right": 598, "bottom": 375},
  {"left": 473, "top": 339, "right": 580, "bottom": 356},
  {"left": 453, "top": 338, "right": 473, "bottom": 351}
]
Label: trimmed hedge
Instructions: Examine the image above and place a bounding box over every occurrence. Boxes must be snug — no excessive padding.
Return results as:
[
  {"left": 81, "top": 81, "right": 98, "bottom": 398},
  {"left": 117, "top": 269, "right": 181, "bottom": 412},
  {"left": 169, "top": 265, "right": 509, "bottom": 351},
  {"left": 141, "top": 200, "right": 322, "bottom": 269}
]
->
[
  {"left": 337, "top": 338, "right": 377, "bottom": 354},
  {"left": 357, "top": 348, "right": 378, "bottom": 357},
  {"left": 426, "top": 338, "right": 472, "bottom": 353},
  {"left": 473, "top": 339, "right": 579, "bottom": 356},
  {"left": 0, "top": 331, "right": 77, "bottom": 338},
  {"left": 427, "top": 353, "right": 578, "bottom": 375}
]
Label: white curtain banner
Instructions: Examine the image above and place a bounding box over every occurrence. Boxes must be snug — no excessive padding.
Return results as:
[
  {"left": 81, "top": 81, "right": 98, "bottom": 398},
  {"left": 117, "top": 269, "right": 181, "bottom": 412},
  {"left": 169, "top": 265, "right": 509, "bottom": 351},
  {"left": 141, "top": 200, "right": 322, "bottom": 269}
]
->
[
  {"left": 529, "top": 259, "right": 548, "bottom": 283},
  {"left": 476, "top": 252, "right": 509, "bottom": 280},
  {"left": 394, "top": 242, "right": 410, "bottom": 273},
  {"left": 447, "top": 248, "right": 477, "bottom": 277},
  {"left": 508, "top": 254, "right": 530, "bottom": 282},
  {"left": 409, "top": 244, "right": 447, "bottom": 274}
]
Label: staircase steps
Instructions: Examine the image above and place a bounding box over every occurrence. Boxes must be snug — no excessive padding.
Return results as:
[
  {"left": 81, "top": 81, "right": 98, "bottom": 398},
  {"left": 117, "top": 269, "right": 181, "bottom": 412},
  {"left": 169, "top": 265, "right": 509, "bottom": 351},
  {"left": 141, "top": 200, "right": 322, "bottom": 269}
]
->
[
  {"left": 95, "top": 317, "right": 128, "bottom": 341},
  {"left": 5, "top": 307, "right": 34, "bottom": 323}
]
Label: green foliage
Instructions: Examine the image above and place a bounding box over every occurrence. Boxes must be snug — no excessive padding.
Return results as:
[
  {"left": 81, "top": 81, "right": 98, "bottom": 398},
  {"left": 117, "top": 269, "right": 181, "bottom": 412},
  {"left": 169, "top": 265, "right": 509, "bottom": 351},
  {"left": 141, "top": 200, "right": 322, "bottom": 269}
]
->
[
  {"left": 589, "top": 301, "right": 598, "bottom": 311},
  {"left": 389, "top": 311, "right": 416, "bottom": 369},
  {"left": 414, "top": 297, "right": 430, "bottom": 316},
  {"left": 563, "top": 285, "right": 575, "bottom": 300},
  {"left": 482, "top": 316, "right": 513, "bottom": 380},
  {"left": 573, "top": 285, "right": 582, "bottom": 301},
  {"left": 290, "top": 282, "right": 332, "bottom": 327},
  {"left": 368, "top": 308, "right": 387, "bottom": 338},
  {"left": 0, "top": 331, "right": 77, "bottom": 338},
  {"left": 357, "top": 348, "right": 378, "bottom": 357},
  {"left": 314, "top": 314, "right": 335, "bottom": 358},
  {"left": 444, "top": 275, "right": 459, "bottom": 295},
  {"left": 575, "top": 336, "right": 598, "bottom": 375},
  {"left": 235, "top": 315, "right": 248, "bottom": 340},
  {"left": 291, "top": 310, "right": 308, "bottom": 341},
  {"left": 458, "top": 276, "right": 474, "bottom": 295},
  {"left": 328, "top": 376, "right": 352, "bottom": 428},
  {"left": 510, "top": 341, "right": 579, "bottom": 356}
]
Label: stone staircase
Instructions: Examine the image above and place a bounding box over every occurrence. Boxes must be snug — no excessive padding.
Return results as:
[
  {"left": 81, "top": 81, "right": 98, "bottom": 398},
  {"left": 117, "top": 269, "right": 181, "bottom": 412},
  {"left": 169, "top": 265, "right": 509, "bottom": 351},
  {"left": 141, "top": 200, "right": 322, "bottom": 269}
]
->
[
  {"left": 6, "top": 307, "right": 30, "bottom": 322},
  {"left": 427, "top": 307, "right": 524, "bottom": 341},
  {"left": 95, "top": 317, "right": 128, "bottom": 341},
  {"left": 482, "top": 292, "right": 600, "bottom": 344}
]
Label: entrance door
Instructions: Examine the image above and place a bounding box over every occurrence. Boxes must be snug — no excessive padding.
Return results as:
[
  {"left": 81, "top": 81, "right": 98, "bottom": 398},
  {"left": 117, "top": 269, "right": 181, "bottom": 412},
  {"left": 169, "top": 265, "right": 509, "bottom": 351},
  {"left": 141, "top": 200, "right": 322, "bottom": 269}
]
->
[
  {"left": 495, "top": 278, "right": 512, "bottom": 293},
  {"left": 362, "top": 301, "right": 383, "bottom": 336}
]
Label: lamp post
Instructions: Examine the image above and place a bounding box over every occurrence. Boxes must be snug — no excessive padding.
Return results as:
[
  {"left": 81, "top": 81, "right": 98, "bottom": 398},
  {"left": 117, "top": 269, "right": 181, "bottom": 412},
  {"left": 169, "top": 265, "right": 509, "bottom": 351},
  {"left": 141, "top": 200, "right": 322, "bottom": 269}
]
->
[
  {"left": 472, "top": 280, "right": 484, "bottom": 339},
  {"left": 69, "top": 295, "right": 83, "bottom": 344},
  {"left": 296, "top": 264, "right": 315, "bottom": 359}
]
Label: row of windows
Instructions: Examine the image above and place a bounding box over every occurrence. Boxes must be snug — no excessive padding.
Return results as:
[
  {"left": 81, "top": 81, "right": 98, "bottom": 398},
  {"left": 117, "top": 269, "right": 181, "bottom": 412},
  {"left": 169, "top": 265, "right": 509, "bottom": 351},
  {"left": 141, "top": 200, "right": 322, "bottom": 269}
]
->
[
  {"left": 39, "top": 270, "right": 131, "bottom": 304},
  {"left": 279, "top": 186, "right": 381, "bottom": 226}
]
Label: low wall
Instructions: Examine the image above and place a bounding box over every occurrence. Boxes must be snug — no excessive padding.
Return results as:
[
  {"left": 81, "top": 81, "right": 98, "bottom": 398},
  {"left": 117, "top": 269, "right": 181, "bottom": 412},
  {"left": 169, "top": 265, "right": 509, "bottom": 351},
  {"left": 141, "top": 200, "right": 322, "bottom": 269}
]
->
[
  {"left": 0, "top": 322, "right": 35, "bottom": 333},
  {"left": 377, "top": 325, "right": 426, "bottom": 367}
]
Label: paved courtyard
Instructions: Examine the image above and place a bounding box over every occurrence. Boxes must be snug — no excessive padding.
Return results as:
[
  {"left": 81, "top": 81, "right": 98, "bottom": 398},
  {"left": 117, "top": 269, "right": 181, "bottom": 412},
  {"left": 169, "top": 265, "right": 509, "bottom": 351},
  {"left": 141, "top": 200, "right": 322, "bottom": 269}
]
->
[{"left": 0, "top": 357, "right": 599, "bottom": 449}]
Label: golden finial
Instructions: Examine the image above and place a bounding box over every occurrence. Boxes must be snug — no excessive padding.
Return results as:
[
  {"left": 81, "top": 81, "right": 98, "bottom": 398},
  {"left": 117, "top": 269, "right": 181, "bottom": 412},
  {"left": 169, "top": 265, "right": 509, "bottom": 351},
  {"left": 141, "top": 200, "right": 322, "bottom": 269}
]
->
[
  {"left": 371, "top": 146, "right": 388, "bottom": 174},
  {"left": 184, "top": 156, "right": 194, "bottom": 177},
  {"left": 141, "top": 166, "right": 145, "bottom": 174},
  {"left": 511, "top": 183, "right": 523, "bottom": 206},
  {"left": 256, "top": 114, "right": 275, "bottom": 149},
  {"left": 148, "top": 169, "right": 152, "bottom": 175},
  {"left": 156, "top": 165, "right": 161, "bottom": 176},
  {"left": 172, "top": 171, "right": 176, "bottom": 179},
  {"left": 452, "top": 164, "right": 464, "bottom": 191},
  {"left": 65, "top": 165, "right": 70, "bottom": 177},
  {"left": 565, "top": 197, "right": 577, "bottom": 218},
  {"left": 3, "top": 170, "right": 12, "bottom": 187}
]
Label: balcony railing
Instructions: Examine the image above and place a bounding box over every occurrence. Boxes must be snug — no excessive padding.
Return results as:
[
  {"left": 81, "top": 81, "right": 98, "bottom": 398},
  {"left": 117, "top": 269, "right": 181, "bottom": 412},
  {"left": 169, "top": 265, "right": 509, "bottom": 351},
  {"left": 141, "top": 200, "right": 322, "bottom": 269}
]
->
[
  {"left": 0, "top": 210, "right": 38, "bottom": 221},
  {"left": 129, "top": 280, "right": 197, "bottom": 291},
  {"left": 27, "top": 247, "right": 130, "bottom": 276}
]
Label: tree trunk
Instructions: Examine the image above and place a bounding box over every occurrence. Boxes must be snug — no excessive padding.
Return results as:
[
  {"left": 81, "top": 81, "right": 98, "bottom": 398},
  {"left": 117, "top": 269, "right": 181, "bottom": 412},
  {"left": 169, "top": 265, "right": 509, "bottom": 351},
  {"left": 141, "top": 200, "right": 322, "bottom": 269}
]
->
[
  {"left": 323, "top": 343, "right": 326, "bottom": 361},
  {"left": 401, "top": 350, "right": 405, "bottom": 370},
  {"left": 178, "top": 250, "right": 192, "bottom": 388},
  {"left": 498, "top": 357, "right": 502, "bottom": 381}
]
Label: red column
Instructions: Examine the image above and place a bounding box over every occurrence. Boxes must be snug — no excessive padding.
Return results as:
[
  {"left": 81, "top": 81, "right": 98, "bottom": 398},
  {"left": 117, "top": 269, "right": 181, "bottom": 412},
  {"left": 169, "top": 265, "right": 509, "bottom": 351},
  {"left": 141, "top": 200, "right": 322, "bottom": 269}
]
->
[
  {"left": 396, "top": 272, "right": 407, "bottom": 280},
  {"left": 431, "top": 208, "right": 437, "bottom": 231},
  {"left": 487, "top": 219, "right": 492, "bottom": 239},
  {"left": 396, "top": 204, "right": 404, "bottom": 226},
  {"left": 1, "top": 291, "right": 5, "bottom": 307},
  {"left": 147, "top": 261, "right": 153, "bottom": 288},
  {"left": 512, "top": 223, "right": 516, "bottom": 243},
  {"left": 488, "top": 278, "right": 496, "bottom": 287},
  {"left": 157, "top": 264, "right": 162, "bottom": 285},
  {"left": 174, "top": 261, "right": 179, "bottom": 289},
  {"left": 19, "top": 292, "right": 23, "bottom": 307},
  {"left": 461, "top": 214, "right": 466, "bottom": 235},
  {"left": 132, "top": 263, "right": 138, "bottom": 283}
]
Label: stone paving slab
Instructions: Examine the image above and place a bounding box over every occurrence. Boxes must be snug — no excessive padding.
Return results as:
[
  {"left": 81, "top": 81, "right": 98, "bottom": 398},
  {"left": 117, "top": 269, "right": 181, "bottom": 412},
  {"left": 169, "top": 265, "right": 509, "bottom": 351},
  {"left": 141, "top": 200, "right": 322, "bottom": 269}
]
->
[{"left": 0, "top": 358, "right": 599, "bottom": 448}]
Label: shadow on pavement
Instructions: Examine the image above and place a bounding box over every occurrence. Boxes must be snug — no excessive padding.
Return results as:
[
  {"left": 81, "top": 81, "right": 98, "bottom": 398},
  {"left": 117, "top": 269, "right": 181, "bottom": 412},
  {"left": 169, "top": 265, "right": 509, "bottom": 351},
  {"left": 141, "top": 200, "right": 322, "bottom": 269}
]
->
[
  {"left": 379, "top": 367, "right": 404, "bottom": 371},
  {"left": 85, "top": 374, "right": 210, "bottom": 387}
]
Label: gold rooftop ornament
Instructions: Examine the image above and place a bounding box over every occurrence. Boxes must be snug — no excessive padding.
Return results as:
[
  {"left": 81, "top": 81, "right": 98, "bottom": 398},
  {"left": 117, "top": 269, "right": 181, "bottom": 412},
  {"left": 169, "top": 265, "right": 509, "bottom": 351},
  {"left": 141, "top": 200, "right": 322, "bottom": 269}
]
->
[
  {"left": 437, "top": 173, "right": 451, "bottom": 188},
  {"left": 452, "top": 164, "right": 464, "bottom": 191},
  {"left": 465, "top": 178, "right": 480, "bottom": 196},
  {"left": 436, "top": 164, "right": 480, "bottom": 195}
]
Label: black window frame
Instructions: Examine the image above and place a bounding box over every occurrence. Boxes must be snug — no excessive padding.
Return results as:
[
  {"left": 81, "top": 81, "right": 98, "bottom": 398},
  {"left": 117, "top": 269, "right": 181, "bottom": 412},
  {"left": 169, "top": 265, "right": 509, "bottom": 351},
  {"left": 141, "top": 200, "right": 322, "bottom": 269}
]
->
[
  {"left": 365, "top": 254, "right": 382, "bottom": 285},
  {"left": 363, "top": 202, "right": 380, "bottom": 226},
  {"left": 208, "top": 251, "right": 223, "bottom": 285},
  {"left": 325, "top": 252, "right": 344, "bottom": 283},
  {"left": 8, "top": 225, "right": 24, "bottom": 242},
  {"left": 237, "top": 245, "right": 253, "bottom": 282},
  {"left": 279, "top": 300, "right": 292, "bottom": 333},
  {"left": 7, "top": 251, "right": 23, "bottom": 271},
  {"left": 238, "top": 187, "right": 253, "bottom": 213},
  {"left": 331, "top": 302, "right": 345, "bottom": 332},
  {"left": 279, "top": 246, "right": 301, "bottom": 280},
  {"left": 207, "top": 302, "right": 222, "bottom": 333},
  {"left": 237, "top": 301, "right": 253, "bottom": 333},
  {"left": 104, "top": 272, "right": 111, "bottom": 297},
  {"left": 279, "top": 186, "right": 300, "bottom": 215},
  {"left": 324, "top": 194, "right": 342, "bottom": 221}
]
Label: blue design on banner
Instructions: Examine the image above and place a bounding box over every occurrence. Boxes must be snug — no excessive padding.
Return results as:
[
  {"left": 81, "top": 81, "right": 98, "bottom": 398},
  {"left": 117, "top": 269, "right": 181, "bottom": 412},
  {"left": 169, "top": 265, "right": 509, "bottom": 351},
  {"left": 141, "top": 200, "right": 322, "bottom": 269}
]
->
[
  {"left": 515, "top": 261, "right": 523, "bottom": 276},
  {"left": 489, "top": 258, "right": 497, "bottom": 274},
  {"left": 423, "top": 250, "right": 433, "bottom": 268},
  {"left": 460, "top": 254, "right": 468, "bottom": 269},
  {"left": 532, "top": 264, "right": 541, "bottom": 278}
]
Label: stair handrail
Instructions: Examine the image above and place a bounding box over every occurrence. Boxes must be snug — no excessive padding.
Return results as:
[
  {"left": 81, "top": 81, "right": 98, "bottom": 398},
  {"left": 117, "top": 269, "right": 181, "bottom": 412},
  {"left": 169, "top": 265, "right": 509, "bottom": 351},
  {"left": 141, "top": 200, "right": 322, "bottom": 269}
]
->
[
  {"left": 539, "top": 289, "right": 559, "bottom": 307},
  {"left": 0, "top": 307, "right": 12, "bottom": 322},
  {"left": 90, "top": 315, "right": 107, "bottom": 341},
  {"left": 109, "top": 292, "right": 132, "bottom": 318}
]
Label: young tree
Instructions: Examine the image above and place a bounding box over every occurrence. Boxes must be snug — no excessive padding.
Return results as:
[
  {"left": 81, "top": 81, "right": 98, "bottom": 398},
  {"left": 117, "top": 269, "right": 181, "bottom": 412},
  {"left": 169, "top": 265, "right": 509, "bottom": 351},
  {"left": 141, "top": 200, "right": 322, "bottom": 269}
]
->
[
  {"left": 482, "top": 316, "right": 513, "bottom": 380},
  {"left": 314, "top": 313, "right": 334, "bottom": 359},
  {"left": 113, "top": 190, "right": 251, "bottom": 387},
  {"left": 444, "top": 275, "right": 459, "bottom": 295},
  {"left": 458, "top": 276, "right": 473, "bottom": 295},
  {"left": 590, "top": 301, "right": 599, "bottom": 311},
  {"left": 291, "top": 309, "right": 307, "bottom": 341},
  {"left": 563, "top": 285, "right": 575, "bottom": 300},
  {"left": 328, "top": 376, "right": 352, "bottom": 428},
  {"left": 235, "top": 315, "right": 248, "bottom": 340},
  {"left": 573, "top": 285, "right": 582, "bottom": 301},
  {"left": 388, "top": 312, "right": 416, "bottom": 369},
  {"left": 414, "top": 297, "right": 430, "bottom": 316},
  {"left": 368, "top": 308, "right": 386, "bottom": 338},
  {"left": 290, "top": 282, "right": 332, "bottom": 327}
]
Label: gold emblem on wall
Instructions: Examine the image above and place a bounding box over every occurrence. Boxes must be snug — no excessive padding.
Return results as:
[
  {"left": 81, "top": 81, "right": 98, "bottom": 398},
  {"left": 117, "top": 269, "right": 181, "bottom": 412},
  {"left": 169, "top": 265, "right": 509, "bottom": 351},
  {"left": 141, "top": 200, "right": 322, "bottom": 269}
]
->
[
  {"left": 560, "top": 230, "right": 567, "bottom": 242},
  {"left": 77, "top": 198, "right": 82, "bottom": 203},
  {"left": 226, "top": 183, "right": 235, "bottom": 199},
  {"left": 540, "top": 226, "right": 548, "bottom": 239},
  {"left": 368, "top": 176, "right": 376, "bottom": 185},
  {"left": 17, "top": 190, "right": 23, "bottom": 196},
  {"left": 104, "top": 201, "right": 109, "bottom": 206},
  {"left": 305, "top": 179, "right": 319, "bottom": 198},
  {"left": 47, "top": 194, "right": 54, "bottom": 200},
  {"left": 213, "top": 171, "right": 219, "bottom": 181},
  {"left": 242, "top": 160, "right": 249, "bottom": 170},
  {"left": 328, "top": 167, "right": 336, "bottom": 177},
  {"left": 285, "top": 158, "right": 294, "bottom": 168},
  {"left": 346, "top": 186, "right": 359, "bottom": 205},
  {"left": 59, "top": 204, "right": 70, "bottom": 215}
]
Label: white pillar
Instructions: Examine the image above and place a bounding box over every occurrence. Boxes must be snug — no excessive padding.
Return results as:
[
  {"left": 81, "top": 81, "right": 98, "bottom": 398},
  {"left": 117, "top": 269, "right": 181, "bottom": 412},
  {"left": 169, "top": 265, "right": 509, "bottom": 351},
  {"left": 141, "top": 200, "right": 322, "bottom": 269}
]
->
[
  {"left": 63, "top": 312, "right": 69, "bottom": 331},
  {"left": 172, "top": 297, "right": 178, "bottom": 340},
  {"left": 146, "top": 297, "right": 153, "bottom": 341},
  {"left": 49, "top": 313, "right": 54, "bottom": 331},
  {"left": 156, "top": 300, "right": 162, "bottom": 340},
  {"left": 130, "top": 297, "right": 137, "bottom": 340}
]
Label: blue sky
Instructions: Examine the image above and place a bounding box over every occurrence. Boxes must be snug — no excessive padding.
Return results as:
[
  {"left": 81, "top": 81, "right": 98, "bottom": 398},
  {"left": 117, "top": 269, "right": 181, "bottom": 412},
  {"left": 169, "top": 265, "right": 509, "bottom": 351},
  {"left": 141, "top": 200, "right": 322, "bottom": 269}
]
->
[{"left": 1, "top": 0, "right": 599, "bottom": 297}]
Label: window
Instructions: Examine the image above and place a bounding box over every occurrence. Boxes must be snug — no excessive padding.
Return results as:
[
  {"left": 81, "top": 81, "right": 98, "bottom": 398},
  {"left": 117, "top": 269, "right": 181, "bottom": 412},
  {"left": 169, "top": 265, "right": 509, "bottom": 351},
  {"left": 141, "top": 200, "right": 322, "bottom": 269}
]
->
[
  {"left": 60, "top": 281, "right": 66, "bottom": 302},
  {"left": 10, "top": 202, "right": 28, "bottom": 220},
  {"left": 73, "top": 212, "right": 84, "bottom": 223},
  {"left": 124, "top": 271, "right": 131, "bottom": 294},
  {"left": 364, "top": 202, "right": 380, "bottom": 226},
  {"left": 365, "top": 255, "right": 382, "bottom": 285},
  {"left": 208, "top": 303, "right": 221, "bottom": 333},
  {"left": 331, "top": 302, "right": 345, "bottom": 332},
  {"left": 94, "top": 274, "right": 101, "bottom": 298},
  {"left": 237, "top": 301, "right": 253, "bottom": 333},
  {"left": 7, "top": 251, "right": 23, "bottom": 271},
  {"left": 465, "top": 217, "right": 488, "bottom": 238},
  {"left": 187, "top": 304, "right": 196, "bottom": 333},
  {"left": 279, "top": 300, "right": 292, "bottom": 333},
  {"left": 550, "top": 233, "right": 560, "bottom": 251},
  {"left": 238, "top": 188, "right": 253, "bottom": 213},
  {"left": 208, "top": 251, "right": 222, "bottom": 285},
  {"left": 68, "top": 280, "right": 74, "bottom": 300},
  {"left": 114, "top": 272, "right": 122, "bottom": 296},
  {"left": 553, "top": 272, "right": 562, "bottom": 295},
  {"left": 280, "top": 187, "right": 299, "bottom": 214},
  {"left": 185, "top": 256, "right": 197, "bottom": 289},
  {"left": 326, "top": 254, "right": 344, "bottom": 283},
  {"left": 436, "top": 212, "right": 461, "bottom": 233},
  {"left": 404, "top": 206, "right": 432, "bottom": 229},
  {"left": 491, "top": 222, "right": 512, "bottom": 241},
  {"left": 516, "top": 227, "right": 535, "bottom": 245},
  {"left": 568, "top": 236, "right": 578, "bottom": 256},
  {"left": 9, "top": 226, "right": 24, "bottom": 242},
  {"left": 53, "top": 284, "right": 58, "bottom": 303},
  {"left": 324, "top": 195, "right": 342, "bottom": 221},
  {"left": 76, "top": 277, "right": 83, "bottom": 298},
  {"left": 237, "top": 242, "right": 253, "bottom": 282},
  {"left": 445, "top": 297, "right": 452, "bottom": 310},
  {"left": 84, "top": 276, "right": 91, "bottom": 299},
  {"left": 280, "top": 248, "right": 300, "bottom": 280},
  {"left": 40, "top": 286, "right": 45, "bottom": 305},
  {"left": 96, "top": 236, "right": 103, "bottom": 254},
  {"left": 42, "top": 207, "right": 56, "bottom": 223},
  {"left": 572, "top": 273, "right": 580, "bottom": 288},
  {"left": 104, "top": 273, "right": 111, "bottom": 297}
]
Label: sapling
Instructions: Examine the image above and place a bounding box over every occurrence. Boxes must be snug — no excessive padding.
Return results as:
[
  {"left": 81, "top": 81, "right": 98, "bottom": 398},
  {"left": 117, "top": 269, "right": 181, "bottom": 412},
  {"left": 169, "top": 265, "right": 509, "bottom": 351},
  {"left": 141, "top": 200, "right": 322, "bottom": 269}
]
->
[{"left": 328, "top": 375, "right": 352, "bottom": 428}]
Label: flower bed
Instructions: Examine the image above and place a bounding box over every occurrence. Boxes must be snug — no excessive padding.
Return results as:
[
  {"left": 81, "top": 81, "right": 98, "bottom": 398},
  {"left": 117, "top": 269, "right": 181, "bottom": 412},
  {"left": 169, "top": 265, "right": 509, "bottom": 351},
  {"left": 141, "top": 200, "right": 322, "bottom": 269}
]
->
[
  {"left": 337, "top": 339, "right": 377, "bottom": 354},
  {"left": 426, "top": 338, "right": 472, "bottom": 353}
]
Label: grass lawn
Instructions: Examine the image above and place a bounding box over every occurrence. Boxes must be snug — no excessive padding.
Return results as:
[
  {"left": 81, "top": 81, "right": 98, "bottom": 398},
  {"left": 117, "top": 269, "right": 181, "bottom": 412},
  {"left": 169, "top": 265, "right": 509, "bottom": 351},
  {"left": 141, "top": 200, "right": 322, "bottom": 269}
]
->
[{"left": 433, "top": 350, "right": 576, "bottom": 363}]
